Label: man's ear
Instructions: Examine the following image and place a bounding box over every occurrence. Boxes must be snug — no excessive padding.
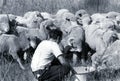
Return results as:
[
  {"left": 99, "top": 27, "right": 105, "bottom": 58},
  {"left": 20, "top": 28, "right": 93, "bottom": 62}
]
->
[
  {"left": 57, "top": 36, "right": 62, "bottom": 43},
  {"left": 56, "top": 37, "right": 60, "bottom": 43}
]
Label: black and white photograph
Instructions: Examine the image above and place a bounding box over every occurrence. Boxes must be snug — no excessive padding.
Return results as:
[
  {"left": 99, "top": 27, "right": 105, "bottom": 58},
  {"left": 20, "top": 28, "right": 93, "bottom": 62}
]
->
[{"left": 0, "top": 0, "right": 120, "bottom": 81}]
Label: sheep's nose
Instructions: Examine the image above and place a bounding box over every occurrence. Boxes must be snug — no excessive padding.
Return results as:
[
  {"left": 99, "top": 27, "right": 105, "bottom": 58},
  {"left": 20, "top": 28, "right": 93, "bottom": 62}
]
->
[
  {"left": 33, "top": 20, "right": 37, "bottom": 23},
  {"left": 71, "top": 21, "right": 78, "bottom": 26}
]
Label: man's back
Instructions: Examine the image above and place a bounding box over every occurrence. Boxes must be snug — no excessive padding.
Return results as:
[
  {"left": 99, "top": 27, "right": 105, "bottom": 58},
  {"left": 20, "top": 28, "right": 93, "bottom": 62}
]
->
[
  {"left": 31, "top": 40, "right": 62, "bottom": 71},
  {"left": 31, "top": 29, "right": 70, "bottom": 81}
]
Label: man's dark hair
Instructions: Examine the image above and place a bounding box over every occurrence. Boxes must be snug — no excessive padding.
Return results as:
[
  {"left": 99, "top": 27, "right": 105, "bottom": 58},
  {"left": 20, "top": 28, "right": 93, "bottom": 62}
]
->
[{"left": 49, "top": 29, "right": 63, "bottom": 41}]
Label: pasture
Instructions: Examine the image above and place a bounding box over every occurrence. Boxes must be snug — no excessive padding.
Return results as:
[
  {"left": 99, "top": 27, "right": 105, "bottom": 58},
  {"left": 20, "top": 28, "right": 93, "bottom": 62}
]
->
[
  {"left": 1, "top": 57, "right": 120, "bottom": 81},
  {"left": 0, "top": 0, "right": 120, "bottom": 81}
]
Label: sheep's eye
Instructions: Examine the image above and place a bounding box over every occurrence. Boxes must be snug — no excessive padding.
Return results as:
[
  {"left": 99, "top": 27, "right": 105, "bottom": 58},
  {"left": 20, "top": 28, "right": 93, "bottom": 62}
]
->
[
  {"left": 106, "top": 16, "right": 109, "bottom": 18},
  {"left": 117, "top": 21, "right": 120, "bottom": 24},
  {"left": 79, "top": 14, "right": 82, "bottom": 17},
  {"left": 76, "top": 17, "right": 79, "bottom": 20},
  {"left": 66, "top": 18, "right": 70, "bottom": 21},
  {"left": 36, "top": 14, "right": 39, "bottom": 17},
  {"left": 37, "top": 13, "right": 42, "bottom": 17}
]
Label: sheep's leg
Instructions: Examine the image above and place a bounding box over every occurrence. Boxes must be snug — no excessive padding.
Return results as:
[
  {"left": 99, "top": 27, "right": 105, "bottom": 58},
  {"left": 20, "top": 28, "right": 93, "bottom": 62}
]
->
[
  {"left": 81, "top": 42, "right": 87, "bottom": 66},
  {"left": 17, "top": 58, "right": 25, "bottom": 70},
  {"left": 80, "top": 49, "right": 86, "bottom": 66},
  {"left": 23, "top": 49, "right": 32, "bottom": 63},
  {"left": 11, "top": 52, "right": 25, "bottom": 70},
  {"left": 23, "top": 51, "right": 30, "bottom": 63},
  {"left": 72, "top": 53, "right": 77, "bottom": 66},
  {"left": 23, "top": 52, "right": 27, "bottom": 60}
]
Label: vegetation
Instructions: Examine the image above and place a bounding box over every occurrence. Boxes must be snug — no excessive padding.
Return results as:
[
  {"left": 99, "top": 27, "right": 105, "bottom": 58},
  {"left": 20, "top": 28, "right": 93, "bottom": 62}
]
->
[{"left": 0, "top": 0, "right": 120, "bottom": 16}]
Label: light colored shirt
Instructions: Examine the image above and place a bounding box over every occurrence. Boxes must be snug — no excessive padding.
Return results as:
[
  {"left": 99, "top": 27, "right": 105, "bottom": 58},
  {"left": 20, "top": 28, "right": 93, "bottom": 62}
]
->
[{"left": 31, "top": 40, "right": 62, "bottom": 71}]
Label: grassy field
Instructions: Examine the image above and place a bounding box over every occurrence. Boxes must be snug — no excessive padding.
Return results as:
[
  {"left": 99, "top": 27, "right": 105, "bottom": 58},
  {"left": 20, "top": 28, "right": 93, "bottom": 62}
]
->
[
  {"left": 0, "top": 56, "right": 37, "bottom": 81},
  {"left": 1, "top": 56, "right": 120, "bottom": 81},
  {"left": 0, "top": 0, "right": 120, "bottom": 15}
]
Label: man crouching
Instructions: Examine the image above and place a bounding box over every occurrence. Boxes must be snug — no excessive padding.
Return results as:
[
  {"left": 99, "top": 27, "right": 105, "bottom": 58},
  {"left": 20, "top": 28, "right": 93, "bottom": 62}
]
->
[{"left": 31, "top": 29, "right": 70, "bottom": 81}]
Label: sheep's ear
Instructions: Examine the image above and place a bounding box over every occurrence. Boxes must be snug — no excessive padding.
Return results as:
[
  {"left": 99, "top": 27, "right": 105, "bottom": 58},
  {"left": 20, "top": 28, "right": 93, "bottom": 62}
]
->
[
  {"left": 67, "top": 37, "right": 75, "bottom": 46},
  {"left": 46, "top": 24, "right": 57, "bottom": 31},
  {"left": 38, "top": 13, "right": 45, "bottom": 20},
  {"left": 27, "top": 38, "right": 30, "bottom": 41}
]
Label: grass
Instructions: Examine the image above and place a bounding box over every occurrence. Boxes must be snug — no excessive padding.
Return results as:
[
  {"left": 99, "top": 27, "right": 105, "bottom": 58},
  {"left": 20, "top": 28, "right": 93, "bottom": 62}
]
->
[
  {"left": 0, "top": 55, "right": 36, "bottom": 81},
  {"left": 1, "top": 56, "right": 120, "bottom": 81},
  {"left": 0, "top": 0, "right": 120, "bottom": 15}
]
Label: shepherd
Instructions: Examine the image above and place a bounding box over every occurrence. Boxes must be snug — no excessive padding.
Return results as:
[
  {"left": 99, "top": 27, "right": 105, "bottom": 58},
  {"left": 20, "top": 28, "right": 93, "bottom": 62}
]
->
[{"left": 31, "top": 28, "right": 71, "bottom": 81}]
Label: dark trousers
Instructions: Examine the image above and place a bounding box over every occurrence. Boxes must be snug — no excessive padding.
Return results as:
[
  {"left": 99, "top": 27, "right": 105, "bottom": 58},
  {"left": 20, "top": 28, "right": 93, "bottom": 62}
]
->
[{"left": 33, "top": 65, "right": 70, "bottom": 81}]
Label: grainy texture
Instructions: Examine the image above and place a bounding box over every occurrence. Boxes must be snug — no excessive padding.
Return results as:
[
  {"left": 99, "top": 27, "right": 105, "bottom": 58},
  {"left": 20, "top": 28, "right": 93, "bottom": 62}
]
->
[
  {"left": 0, "top": 0, "right": 120, "bottom": 81},
  {"left": 0, "top": 0, "right": 120, "bottom": 15}
]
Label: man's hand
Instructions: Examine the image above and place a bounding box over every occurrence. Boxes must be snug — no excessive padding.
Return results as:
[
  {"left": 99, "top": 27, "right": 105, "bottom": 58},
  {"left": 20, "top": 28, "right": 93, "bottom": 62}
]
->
[{"left": 57, "top": 55, "right": 77, "bottom": 74}]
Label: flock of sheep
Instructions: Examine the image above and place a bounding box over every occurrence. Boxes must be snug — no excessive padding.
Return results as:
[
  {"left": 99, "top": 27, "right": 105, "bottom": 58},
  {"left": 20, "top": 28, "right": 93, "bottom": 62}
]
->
[{"left": 0, "top": 9, "right": 120, "bottom": 71}]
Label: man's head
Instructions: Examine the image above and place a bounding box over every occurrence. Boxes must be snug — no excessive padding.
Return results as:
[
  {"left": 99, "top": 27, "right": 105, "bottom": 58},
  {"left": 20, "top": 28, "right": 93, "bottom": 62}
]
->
[{"left": 49, "top": 29, "right": 63, "bottom": 43}]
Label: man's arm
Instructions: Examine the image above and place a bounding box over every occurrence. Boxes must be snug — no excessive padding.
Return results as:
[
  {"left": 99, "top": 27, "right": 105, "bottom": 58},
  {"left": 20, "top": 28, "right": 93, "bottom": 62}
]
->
[
  {"left": 57, "top": 55, "right": 69, "bottom": 67},
  {"left": 52, "top": 43, "right": 76, "bottom": 74},
  {"left": 57, "top": 55, "right": 77, "bottom": 74}
]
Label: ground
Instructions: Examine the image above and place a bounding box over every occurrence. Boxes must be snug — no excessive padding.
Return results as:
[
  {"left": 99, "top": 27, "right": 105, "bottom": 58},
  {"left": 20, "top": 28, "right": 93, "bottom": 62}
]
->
[{"left": 0, "top": 56, "right": 120, "bottom": 81}]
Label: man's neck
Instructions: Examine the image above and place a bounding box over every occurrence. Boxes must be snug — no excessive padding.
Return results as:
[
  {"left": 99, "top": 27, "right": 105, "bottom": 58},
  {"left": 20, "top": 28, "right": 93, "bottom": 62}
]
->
[{"left": 49, "top": 38, "right": 56, "bottom": 42}]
